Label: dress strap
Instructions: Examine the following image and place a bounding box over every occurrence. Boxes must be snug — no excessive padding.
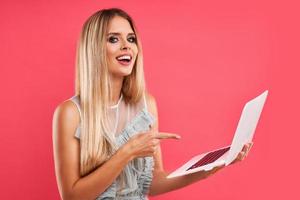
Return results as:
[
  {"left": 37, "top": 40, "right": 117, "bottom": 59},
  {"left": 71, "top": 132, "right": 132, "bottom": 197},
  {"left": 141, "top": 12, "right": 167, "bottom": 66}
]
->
[
  {"left": 68, "top": 95, "right": 82, "bottom": 139},
  {"left": 69, "top": 95, "right": 82, "bottom": 120},
  {"left": 143, "top": 93, "right": 148, "bottom": 111}
]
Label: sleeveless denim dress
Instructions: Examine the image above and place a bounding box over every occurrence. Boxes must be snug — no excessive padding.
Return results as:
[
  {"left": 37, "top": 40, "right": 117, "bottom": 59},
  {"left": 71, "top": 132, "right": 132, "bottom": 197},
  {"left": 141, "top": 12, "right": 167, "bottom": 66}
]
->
[{"left": 69, "top": 94, "right": 156, "bottom": 200}]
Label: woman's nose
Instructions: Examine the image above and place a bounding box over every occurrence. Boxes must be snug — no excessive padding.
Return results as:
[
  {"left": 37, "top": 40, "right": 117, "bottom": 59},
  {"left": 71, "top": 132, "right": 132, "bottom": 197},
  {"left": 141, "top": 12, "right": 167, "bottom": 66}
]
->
[
  {"left": 120, "top": 39, "right": 131, "bottom": 50},
  {"left": 120, "top": 45, "right": 130, "bottom": 50}
]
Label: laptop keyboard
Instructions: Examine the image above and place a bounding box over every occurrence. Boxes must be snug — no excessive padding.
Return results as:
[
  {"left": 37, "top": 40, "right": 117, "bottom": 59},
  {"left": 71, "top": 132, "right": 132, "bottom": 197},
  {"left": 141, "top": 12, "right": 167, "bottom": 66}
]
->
[{"left": 186, "top": 146, "right": 230, "bottom": 171}]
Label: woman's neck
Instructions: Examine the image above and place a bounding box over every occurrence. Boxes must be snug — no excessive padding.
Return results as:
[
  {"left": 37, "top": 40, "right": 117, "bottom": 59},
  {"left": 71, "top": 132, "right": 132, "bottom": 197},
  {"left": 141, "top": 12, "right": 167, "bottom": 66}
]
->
[{"left": 110, "top": 75, "right": 124, "bottom": 106}]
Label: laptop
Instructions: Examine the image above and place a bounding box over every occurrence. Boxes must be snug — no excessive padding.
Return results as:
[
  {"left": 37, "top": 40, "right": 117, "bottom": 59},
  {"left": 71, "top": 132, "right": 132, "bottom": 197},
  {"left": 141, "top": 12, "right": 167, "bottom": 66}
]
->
[{"left": 167, "top": 90, "right": 268, "bottom": 179}]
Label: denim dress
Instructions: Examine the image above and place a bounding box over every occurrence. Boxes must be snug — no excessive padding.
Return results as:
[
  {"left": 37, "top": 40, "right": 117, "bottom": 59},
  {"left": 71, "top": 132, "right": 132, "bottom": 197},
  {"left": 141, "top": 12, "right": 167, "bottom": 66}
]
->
[{"left": 69, "top": 94, "right": 156, "bottom": 200}]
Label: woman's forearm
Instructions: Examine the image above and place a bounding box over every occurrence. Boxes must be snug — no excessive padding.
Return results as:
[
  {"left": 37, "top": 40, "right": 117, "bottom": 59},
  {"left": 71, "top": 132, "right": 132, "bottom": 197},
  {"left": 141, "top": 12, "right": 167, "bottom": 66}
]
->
[
  {"left": 149, "top": 170, "right": 209, "bottom": 196},
  {"left": 67, "top": 147, "right": 132, "bottom": 200}
]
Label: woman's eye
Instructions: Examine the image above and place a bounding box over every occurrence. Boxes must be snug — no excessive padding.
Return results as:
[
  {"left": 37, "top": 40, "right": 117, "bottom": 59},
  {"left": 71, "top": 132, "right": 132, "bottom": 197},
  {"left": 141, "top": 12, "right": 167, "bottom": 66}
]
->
[
  {"left": 108, "top": 36, "right": 136, "bottom": 43},
  {"left": 108, "top": 37, "right": 118, "bottom": 43},
  {"left": 128, "top": 37, "right": 136, "bottom": 43}
]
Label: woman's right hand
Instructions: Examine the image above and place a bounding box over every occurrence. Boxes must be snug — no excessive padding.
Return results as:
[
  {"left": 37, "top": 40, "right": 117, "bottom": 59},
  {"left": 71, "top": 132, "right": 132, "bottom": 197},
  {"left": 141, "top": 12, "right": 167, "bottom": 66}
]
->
[{"left": 121, "top": 132, "right": 181, "bottom": 160}]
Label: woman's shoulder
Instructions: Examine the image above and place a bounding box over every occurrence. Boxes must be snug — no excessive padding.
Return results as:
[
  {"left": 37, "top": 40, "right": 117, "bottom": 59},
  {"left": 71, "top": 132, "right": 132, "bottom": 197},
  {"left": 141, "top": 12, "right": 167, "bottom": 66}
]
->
[
  {"left": 52, "top": 98, "right": 81, "bottom": 139},
  {"left": 145, "top": 92, "right": 155, "bottom": 103},
  {"left": 54, "top": 98, "right": 80, "bottom": 118},
  {"left": 144, "top": 92, "right": 158, "bottom": 116}
]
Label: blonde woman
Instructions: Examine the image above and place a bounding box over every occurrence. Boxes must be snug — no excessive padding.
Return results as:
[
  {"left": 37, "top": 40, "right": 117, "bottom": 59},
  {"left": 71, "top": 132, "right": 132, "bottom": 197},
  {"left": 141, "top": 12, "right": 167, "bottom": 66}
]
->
[{"left": 52, "top": 8, "right": 252, "bottom": 200}]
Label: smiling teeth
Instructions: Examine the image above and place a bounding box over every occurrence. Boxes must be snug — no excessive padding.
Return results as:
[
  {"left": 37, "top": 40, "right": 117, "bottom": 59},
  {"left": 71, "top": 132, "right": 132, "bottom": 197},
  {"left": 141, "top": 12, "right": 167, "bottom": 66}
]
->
[{"left": 117, "top": 55, "right": 131, "bottom": 60}]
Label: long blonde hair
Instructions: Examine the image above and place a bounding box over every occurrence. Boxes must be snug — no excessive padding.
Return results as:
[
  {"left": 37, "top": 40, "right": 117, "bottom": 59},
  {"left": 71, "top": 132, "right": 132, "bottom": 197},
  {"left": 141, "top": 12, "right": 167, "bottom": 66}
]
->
[{"left": 75, "top": 8, "right": 146, "bottom": 176}]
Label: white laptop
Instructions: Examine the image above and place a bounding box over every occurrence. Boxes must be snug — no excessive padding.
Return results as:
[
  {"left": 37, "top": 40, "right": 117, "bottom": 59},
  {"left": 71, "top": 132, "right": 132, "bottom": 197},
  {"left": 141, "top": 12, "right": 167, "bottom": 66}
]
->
[{"left": 167, "top": 90, "right": 268, "bottom": 179}]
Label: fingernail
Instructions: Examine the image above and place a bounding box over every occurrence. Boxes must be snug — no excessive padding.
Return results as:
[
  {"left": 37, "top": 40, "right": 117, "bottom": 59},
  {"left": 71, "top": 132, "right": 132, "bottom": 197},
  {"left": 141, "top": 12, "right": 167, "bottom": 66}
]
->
[{"left": 176, "top": 135, "right": 181, "bottom": 139}]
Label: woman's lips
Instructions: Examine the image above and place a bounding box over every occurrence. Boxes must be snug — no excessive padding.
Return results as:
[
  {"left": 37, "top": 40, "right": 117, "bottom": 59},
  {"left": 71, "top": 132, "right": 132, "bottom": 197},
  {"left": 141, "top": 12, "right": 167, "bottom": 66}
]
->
[
  {"left": 116, "top": 53, "right": 133, "bottom": 66},
  {"left": 117, "top": 59, "right": 132, "bottom": 66}
]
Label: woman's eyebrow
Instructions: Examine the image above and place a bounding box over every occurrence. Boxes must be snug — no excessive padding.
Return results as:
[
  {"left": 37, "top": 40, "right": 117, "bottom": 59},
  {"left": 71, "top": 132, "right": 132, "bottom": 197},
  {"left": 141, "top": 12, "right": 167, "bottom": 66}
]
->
[{"left": 107, "top": 32, "right": 135, "bottom": 36}]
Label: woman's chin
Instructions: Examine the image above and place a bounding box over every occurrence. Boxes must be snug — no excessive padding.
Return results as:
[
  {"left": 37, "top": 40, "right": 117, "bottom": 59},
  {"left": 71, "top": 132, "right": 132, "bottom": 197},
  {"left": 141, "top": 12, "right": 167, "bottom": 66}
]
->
[
  {"left": 109, "top": 63, "right": 134, "bottom": 77},
  {"left": 111, "top": 70, "right": 133, "bottom": 78}
]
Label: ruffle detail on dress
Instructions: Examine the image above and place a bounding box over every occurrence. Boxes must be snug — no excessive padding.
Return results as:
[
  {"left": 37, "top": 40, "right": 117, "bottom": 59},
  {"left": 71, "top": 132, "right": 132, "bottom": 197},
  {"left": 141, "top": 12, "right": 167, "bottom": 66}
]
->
[
  {"left": 95, "top": 108, "right": 156, "bottom": 199},
  {"left": 95, "top": 182, "right": 117, "bottom": 200},
  {"left": 139, "top": 157, "right": 154, "bottom": 195},
  {"left": 116, "top": 108, "right": 155, "bottom": 147}
]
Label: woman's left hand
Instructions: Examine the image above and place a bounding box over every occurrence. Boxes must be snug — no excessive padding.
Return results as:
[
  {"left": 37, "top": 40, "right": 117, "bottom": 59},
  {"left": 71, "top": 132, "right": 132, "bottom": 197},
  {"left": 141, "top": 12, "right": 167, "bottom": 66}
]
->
[
  {"left": 230, "top": 142, "right": 254, "bottom": 165},
  {"left": 197, "top": 142, "right": 254, "bottom": 179}
]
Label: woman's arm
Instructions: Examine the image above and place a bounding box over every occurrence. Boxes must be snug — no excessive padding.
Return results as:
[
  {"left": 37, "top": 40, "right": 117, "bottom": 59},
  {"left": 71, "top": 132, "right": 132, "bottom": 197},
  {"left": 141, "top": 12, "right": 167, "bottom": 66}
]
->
[
  {"left": 52, "top": 101, "right": 133, "bottom": 200},
  {"left": 146, "top": 93, "right": 252, "bottom": 196},
  {"left": 52, "top": 100, "right": 178, "bottom": 200}
]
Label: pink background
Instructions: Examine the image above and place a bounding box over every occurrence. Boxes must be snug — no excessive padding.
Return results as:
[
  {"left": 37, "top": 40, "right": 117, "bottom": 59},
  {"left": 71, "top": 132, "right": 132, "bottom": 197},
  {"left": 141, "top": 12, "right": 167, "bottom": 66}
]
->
[{"left": 1, "top": 0, "right": 299, "bottom": 199}]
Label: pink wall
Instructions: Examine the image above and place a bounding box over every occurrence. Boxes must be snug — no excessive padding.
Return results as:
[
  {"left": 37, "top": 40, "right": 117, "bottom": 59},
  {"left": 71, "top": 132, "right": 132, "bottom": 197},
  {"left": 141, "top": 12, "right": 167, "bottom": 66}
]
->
[{"left": 1, "top": 0, "right": 299, "bottom": 199}]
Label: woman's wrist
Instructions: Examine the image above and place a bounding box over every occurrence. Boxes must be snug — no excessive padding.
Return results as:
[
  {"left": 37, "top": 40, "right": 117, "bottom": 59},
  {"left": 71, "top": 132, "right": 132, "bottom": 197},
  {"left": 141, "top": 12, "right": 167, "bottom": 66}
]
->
[{"left": 117, "top": 145, "right": 134, "bottom": 163}]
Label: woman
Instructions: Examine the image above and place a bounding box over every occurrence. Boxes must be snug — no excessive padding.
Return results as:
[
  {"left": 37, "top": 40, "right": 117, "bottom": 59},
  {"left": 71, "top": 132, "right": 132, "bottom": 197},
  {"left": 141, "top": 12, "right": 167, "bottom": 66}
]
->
[{"left": 52, "top": 8, "right": 252, "bottom": 200}]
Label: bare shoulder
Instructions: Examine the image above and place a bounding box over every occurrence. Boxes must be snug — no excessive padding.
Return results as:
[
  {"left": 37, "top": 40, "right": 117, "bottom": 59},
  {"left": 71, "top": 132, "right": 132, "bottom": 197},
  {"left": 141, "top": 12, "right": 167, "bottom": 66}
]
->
[
  {"left": 52, "top": 99, "right": 80, "bottom": 139},
  {"left": 145, "top": 92, "right": 156, "bottom": 104},
  {"left": 145, "top": 92, "right": 158, "bottom": 117}
]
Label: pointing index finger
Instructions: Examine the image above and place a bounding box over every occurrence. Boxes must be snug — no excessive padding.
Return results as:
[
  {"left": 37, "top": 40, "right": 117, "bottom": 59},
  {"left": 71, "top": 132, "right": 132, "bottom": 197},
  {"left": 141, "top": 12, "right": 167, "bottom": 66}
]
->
[{"left": 155, "top": 132, "right": 181, "bottom": 140}]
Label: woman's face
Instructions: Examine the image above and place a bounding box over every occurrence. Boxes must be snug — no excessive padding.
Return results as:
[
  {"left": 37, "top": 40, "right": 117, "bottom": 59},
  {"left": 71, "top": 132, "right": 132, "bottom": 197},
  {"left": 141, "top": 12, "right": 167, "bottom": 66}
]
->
[{"left": 106, "top": 16, "right": 138, "bottom": 78}]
